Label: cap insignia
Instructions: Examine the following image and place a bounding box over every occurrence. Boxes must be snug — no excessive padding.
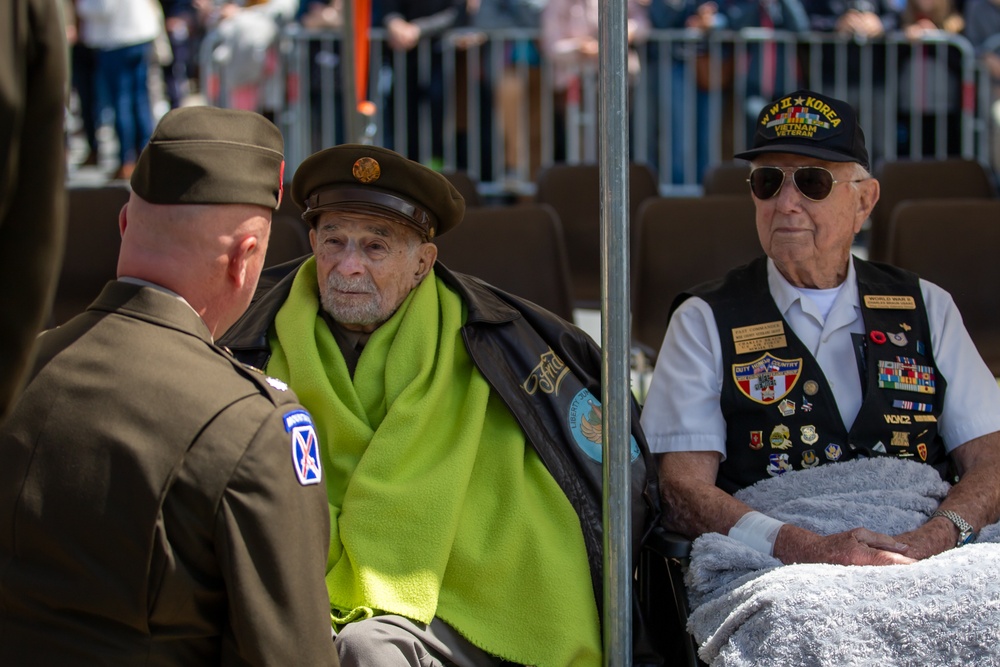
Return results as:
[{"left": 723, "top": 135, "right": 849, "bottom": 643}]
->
[
  {"left": 352, "top": 157, "right": 381, "bottom": 184},
  {"left": 759, "top": 94, "right": 841, "bottom": 140}
]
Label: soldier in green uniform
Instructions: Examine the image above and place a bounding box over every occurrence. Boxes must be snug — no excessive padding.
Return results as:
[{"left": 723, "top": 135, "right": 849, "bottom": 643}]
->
[
  {"left": 0, "top": 0, "right": 68, "bottom": 422},
  {"left": 0, "top": 106, "right": 339, "bottom": 666}
]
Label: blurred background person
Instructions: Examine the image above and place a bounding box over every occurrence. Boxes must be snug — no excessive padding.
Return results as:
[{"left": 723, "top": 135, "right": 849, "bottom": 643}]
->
[
  {"left": 380, "top": 0, "right": 468, "bottom": 167},
  {"left": 197, "top": 0, "right": 299, "bottom": 114},
  {"left": 801, "top": 0, "right": 900, "bottom": 163},
  {"left": 159, "top": 0, "right": 197, "bottom": 110},
  {"left": 469, "top": 0, "right": 547, "bottom": 181},
  {"left": 964, "top": 0, "right": 1000, "bottom": 170},
  {"left": 541, "top": 0, "right": 649, "bottom": 161},
  {"left": 897, "top": 0, "right": 964, "bottom": 155},
  {"left": 76, "top": 0, "right": 161, "bottom": 181}
]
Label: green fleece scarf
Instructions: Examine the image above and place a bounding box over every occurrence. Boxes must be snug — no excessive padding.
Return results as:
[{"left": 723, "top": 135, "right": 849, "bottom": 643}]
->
[{"left": 267, "top": 258, "right": 601, "bottom": 666}]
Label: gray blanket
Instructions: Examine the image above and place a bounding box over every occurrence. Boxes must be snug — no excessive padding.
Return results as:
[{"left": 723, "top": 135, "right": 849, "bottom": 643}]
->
[{"left": 686, "top": 457, "right": 1000, "bottom": 666}]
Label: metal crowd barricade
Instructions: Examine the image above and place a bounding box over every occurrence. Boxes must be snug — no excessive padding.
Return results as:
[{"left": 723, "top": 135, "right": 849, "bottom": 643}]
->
[
  {"left": 974, "top": 33, "right": 1000, "bottom": 173},
  {"left": 200, "top": 25, "right": 992, "bottom": 196}
]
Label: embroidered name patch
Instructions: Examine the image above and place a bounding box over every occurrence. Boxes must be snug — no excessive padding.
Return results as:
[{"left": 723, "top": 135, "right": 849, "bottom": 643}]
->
[
  {"left": 284, "top": 409, "right": 322, "bottom": 486},
  {"left": 732, "top": 320, "right": 787, "bottom": 355}
]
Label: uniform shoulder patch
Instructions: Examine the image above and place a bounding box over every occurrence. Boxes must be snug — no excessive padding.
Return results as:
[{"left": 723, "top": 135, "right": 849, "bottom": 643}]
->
[{"left": 283, "top": 409, "right": 322, "bottom": 486}]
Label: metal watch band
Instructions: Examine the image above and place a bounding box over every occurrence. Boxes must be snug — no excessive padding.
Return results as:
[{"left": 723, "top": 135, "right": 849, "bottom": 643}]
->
[{"left": 931, "top": 509, "right": 976, "bottom": 547}]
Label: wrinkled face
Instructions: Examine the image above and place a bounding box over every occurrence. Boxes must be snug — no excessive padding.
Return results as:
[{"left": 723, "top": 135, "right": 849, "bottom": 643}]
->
[
  {"left": 751, "top": 153, "right": 878, "bottom": 288},
  {"left": 310, "top": 209, "right": 436, "bottom": 333}
]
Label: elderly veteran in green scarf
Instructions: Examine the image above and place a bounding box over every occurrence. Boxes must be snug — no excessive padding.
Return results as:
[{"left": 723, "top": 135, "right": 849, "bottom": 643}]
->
[{"left": 219, "top": 145, "right": 659, "bottom": 667}]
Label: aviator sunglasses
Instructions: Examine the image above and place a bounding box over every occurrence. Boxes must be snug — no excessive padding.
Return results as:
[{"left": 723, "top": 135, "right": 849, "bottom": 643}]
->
[{"left": 747, "top": 165, "right": 866, "bottom": 202}]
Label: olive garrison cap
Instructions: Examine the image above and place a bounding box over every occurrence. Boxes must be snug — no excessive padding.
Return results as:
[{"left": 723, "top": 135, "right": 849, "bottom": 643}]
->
[
  {"left": 735, "top": 89, "right": 870, "bottom": 172},
  {"left": 291, "top": 144, "right": 465, "bottom": 239},
  {"left": 131, "top": 106, "right": 285, "bottom": 209}
]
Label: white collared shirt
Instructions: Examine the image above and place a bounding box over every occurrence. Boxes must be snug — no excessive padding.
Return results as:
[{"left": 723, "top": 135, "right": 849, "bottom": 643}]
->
[{"left": 640, "top": 256, "right": 1000, "bottom": 459}]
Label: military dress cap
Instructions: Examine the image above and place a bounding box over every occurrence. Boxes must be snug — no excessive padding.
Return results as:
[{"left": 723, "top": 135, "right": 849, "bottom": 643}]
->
[
  {"left": 735, "top": 89, "right": 870, "bottom": 172},
  {"left": 291, "top": 144, "right": 465, "bottom": 239},
  {"left": 130, "top": 106, "right": 285, "bottom": 209}
]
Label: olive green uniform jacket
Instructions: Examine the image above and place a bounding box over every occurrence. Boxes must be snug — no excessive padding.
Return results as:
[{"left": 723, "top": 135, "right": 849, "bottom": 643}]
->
[
  {"left": 0, "top": 281, "right": 338, "bottom": 666},
  {"left": 0, "top": 0, "right": 68, "bottom": 421}
]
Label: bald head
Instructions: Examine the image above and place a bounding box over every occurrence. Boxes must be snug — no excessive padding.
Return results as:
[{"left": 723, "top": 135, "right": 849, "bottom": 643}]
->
[{"left": 117, "top": 194, "right": 272, "bottom": 337}]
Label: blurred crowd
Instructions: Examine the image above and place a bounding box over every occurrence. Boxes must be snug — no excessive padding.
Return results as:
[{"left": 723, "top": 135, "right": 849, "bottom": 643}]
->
[{"left": 63, "top": 0, "right": 1000, "bottom": 182}]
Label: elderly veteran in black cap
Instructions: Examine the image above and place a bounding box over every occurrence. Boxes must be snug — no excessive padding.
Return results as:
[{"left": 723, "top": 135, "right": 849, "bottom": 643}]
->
[
  {"left": 0, "top": 106, "right": 338, "bottom": 666},
  {"left": 641, "top": 89, "right": 1000, "bottom": 566},
  {"left": 219, "top": 144, "right": 658, "bottom": 667}
]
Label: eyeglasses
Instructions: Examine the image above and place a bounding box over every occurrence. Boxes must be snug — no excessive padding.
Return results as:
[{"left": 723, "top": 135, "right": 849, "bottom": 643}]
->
[{"left": 747, "top": 166, "right": 867, "bottom": 202}]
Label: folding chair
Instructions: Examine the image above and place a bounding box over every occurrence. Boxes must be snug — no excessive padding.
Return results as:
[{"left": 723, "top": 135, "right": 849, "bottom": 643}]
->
[
  {"left": 433, "top": 203, "right": 575, "bottom": 322},
  {"left": 631, "top": 196, "right": 762, "bottom": 360},
  {"left": 534, "top": 162, "right": 660, "bottom": 309},
  {"left": 266, "top": 192, "right": 311, "bottom": 267},
  {"left": 868, "top": 158, "right": 997, "bottom": 262},
  {"left": 51, "top": 184, "right": 131, "bottom": 325},
  {"left": 884, "top": 198, "right": 1000, "bottom": 375},
  {"left": 441, "top": 170, "right": 483, "bottom": 208},
  {"left": 701, "top": 160, "right": 751, "bottom": 197}
]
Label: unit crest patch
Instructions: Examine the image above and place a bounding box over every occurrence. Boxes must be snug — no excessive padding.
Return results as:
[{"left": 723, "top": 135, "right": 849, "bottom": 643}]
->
[
  {"left": 284, "top": 409, "right": 322, "bottom": 486},
  {"left": 567, "top": 389, "right": 640, "bottom": 464},
  {"left": 733, "top": 353, "right": 802, "bottom": 405}
]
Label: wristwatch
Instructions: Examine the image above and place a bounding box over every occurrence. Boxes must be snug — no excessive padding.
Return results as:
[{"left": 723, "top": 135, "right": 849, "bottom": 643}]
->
[{"left": 931, "top": 509, "right": 977, "bottom": 547}]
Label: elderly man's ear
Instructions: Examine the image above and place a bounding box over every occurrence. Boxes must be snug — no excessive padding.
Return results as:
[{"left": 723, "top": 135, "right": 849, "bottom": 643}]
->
[
  {"left": 855, "top": 179, "right": 880, "bottom": 232},
  {"left": 415, "top": 242, "right": 438, "bottom": 283}
]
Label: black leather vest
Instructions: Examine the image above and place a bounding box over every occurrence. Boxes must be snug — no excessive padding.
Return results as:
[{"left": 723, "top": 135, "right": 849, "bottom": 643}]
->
[{"left": 684, "top": 257, "right": 949, "bottom": 493}]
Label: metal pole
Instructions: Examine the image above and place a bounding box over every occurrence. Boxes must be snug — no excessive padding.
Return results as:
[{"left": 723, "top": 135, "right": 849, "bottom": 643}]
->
[
  {"left": 598, "top": 0, "right": 632, "bottom": 664},
  {"left": 341, "top": 0, "right": 363, "bottom": 143}
]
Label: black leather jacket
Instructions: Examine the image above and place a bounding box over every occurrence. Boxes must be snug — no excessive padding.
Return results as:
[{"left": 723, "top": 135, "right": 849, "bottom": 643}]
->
[{"left": 219, "top": 258, "right": 661, "bottom": 617}]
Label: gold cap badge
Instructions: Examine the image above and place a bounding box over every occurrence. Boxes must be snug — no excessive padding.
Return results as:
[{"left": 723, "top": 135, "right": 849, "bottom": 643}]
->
[{"left": 352, "top": 157, "right": 381, "bottom": 184}]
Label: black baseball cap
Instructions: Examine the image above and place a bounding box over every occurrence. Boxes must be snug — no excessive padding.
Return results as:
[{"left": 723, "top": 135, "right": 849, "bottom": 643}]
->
[{"left": 735, "top": 90, "right": 870, "bottom": 172}]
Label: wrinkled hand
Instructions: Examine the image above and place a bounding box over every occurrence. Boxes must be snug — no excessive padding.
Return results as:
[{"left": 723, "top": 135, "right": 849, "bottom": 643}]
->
[
  {"left": 774, "top": 525, "right": 916, "bottom": 566},
  {"left": 894, "top": 517, "right": 956, "bottom": 560}
]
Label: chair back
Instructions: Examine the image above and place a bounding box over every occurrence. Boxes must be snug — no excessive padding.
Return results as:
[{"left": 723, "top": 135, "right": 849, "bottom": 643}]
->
[
  {"left": 869, "top": 158, "right": 996, "bottom": 262},
  {"left": 632, "top": 195, "right": 761, "bottom": 354},
  {"left": 434, "top": 203, "right": 575, "bottom": 321},
  {"left": 702, "top": 160, "right": 751, "bottom": 196},
  {"left": 52, "top": 185, "right": 132, "bottom": 325},
  {"left": 884, "top": 198, "right": 1000, "bottom": 375},
  {"left": 534, "top": 162, "right": 660, "bottom": 309},
  {"left": 442, "top": 170, "right": 483, "bottom": 208},
  {"left": 266, "top": 191, "right": 311, "bottom": 267}
]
